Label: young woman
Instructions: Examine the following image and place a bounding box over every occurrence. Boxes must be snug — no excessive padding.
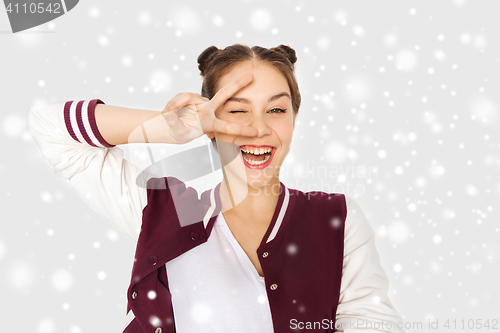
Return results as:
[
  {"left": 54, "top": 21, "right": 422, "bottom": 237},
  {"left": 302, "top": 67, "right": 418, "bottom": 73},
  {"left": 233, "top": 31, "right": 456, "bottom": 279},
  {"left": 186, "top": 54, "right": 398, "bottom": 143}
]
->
[{"left": 28, "top": 44, "right": 405, "bottom": 333}]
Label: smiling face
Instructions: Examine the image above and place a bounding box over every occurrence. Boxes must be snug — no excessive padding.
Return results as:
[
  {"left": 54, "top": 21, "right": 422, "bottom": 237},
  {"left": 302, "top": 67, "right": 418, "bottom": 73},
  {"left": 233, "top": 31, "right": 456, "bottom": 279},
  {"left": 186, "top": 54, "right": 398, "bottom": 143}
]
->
[{"left": 213, "top": 60, "right": 296, "bottom": 189}]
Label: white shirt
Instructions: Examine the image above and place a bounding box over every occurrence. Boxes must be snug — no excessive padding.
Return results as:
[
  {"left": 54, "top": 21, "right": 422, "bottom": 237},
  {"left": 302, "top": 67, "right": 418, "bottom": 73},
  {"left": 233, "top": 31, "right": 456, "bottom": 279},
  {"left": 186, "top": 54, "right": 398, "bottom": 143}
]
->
[
  {"left": 27, "top": 100, "right": 405, "bottom": 332},
  {"left": 167, "top": 213, "right": 274, "bottom": 332}
]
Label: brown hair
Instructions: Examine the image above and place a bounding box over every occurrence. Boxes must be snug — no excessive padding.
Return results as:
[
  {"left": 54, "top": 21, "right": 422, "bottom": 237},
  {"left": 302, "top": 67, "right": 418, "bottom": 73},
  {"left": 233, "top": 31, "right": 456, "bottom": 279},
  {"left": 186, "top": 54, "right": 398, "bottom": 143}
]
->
[{"left": 197, "top": 44, "right": 301, "bottom": 148}]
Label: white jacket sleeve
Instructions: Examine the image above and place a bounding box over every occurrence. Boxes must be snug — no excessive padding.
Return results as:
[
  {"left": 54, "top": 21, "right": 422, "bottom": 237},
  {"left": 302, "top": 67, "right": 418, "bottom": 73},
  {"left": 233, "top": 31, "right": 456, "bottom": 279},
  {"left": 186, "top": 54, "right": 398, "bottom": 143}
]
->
[
  {"left": 26, "top": 99, "right": 148, "bottom": 241},
  {"left": 335, "top": 195, "right": 405, "bottom": 333}
]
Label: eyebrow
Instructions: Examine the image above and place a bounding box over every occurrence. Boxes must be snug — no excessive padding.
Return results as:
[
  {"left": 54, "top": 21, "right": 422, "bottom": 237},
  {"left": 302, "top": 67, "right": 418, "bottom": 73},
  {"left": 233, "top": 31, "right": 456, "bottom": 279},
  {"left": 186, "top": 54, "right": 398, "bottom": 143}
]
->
[{"left": 224, "top": 92, "right": 291, "bottom": 105}]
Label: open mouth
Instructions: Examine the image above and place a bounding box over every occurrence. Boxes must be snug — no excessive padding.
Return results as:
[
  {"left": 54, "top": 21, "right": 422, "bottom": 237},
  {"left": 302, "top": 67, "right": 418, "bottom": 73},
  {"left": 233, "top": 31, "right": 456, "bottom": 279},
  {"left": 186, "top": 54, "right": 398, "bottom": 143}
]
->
[{"left": 240, "top": 146, "right": 275, "bottom": 168}]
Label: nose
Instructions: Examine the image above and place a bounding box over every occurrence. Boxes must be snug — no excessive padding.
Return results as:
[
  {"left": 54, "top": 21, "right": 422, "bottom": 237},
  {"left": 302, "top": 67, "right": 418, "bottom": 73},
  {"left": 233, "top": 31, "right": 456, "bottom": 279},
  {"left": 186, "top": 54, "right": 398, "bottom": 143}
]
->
[{"left": 249, "top": 115, "right": 272, "bottom": 137}]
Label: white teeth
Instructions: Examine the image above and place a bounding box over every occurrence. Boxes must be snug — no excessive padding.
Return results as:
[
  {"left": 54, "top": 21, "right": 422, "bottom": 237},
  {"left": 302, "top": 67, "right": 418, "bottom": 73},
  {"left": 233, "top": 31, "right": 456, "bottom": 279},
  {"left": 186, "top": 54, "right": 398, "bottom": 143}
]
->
[
  {"left": 241, "top": 147, "right": 272, "bottom": 155},
  {"left": 243, "top": 153, "right": 271, "bottom": 165},
  {"left": 240, "top": 147, "right": 273, "bottom": 166}
]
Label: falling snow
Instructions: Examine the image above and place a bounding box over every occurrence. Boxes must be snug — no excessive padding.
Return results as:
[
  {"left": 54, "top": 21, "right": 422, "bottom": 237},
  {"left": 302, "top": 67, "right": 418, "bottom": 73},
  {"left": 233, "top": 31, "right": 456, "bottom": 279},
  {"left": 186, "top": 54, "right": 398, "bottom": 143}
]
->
[
  {"left": 3, "top": 1, "right": 498, "bottom": 331},
  {"left": 249, "top": 9, "right": 272, "bottom": 31},
  {"left": 51, "top": 269, "right": 74, "bottom": 292}
]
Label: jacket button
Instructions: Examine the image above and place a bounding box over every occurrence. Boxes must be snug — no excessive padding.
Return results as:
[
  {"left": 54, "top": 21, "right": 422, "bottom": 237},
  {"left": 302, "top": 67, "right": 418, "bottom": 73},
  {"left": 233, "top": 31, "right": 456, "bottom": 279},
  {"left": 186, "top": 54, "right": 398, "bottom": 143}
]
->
[
  {"left": 190, "top": 231, "right": 200, "bottom": 241},
  {"left": 131, "top": 291, "right": 138, "bottom": 299},
  {"left": 270, "top": 283, "right": 278, "bottom": 290},
  {"left": 155, "top": 328, "right": 162, "bottom": 333},
  {"left": 262, "top": 252, "right": 269, "bottom": 258},
  {"left": 149, "top": 255, "right": 158, "bottom": 266}
]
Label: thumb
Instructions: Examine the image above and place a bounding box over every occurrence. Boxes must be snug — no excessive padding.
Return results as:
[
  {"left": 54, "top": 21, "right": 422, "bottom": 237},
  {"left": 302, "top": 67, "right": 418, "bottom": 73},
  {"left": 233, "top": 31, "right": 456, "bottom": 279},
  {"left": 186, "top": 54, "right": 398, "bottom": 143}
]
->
[
  {"left": 163, "top": 111, "right": 186, "bottom": 134},
  {"left": 163, "top": 110, "right": 180, "bottom": 124}
]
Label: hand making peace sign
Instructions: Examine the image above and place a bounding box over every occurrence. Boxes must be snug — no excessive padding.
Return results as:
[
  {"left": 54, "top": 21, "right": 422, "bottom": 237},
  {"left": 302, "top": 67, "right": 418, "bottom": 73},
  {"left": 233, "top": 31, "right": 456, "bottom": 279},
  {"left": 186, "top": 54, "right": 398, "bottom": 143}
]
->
[{"left": 161, "top": 73, "right": 258, "bottom": 144}]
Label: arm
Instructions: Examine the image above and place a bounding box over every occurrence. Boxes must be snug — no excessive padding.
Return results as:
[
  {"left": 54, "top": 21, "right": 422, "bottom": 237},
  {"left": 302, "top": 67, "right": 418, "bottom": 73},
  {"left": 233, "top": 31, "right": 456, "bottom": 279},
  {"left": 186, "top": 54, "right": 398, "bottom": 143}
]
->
[
  {"left": 26, "top": 99, "right": 158, "bottom": 240},
  {"left": 335, "top": 195, "right": 405, "bottom": 333},
  {"left": 94, "top": 103, "right": 170, "bottom": 145},
  {"left": 26, "top": 76, "right": 261, "bottom": 240}
]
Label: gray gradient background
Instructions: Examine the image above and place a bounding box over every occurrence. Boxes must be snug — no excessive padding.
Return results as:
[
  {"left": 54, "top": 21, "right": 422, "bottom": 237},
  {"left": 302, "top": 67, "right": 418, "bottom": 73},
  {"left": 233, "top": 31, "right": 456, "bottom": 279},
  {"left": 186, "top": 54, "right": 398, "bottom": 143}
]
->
[{"left": 1, "top": 0, "right": 499, "bottom": 332}]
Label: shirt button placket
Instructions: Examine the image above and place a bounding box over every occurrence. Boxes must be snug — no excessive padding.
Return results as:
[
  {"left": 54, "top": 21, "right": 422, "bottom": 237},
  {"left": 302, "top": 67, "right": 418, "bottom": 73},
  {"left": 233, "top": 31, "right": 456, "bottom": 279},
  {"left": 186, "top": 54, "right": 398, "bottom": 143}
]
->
[
  {"left": 261, "top": 251, "right": 275, "bottom": 289},
  {"left": 155, "top": 327, "right": 162, "bottom": 333},
  {"left": 131, "top": 291, "right": 138, "bottom": 299}
]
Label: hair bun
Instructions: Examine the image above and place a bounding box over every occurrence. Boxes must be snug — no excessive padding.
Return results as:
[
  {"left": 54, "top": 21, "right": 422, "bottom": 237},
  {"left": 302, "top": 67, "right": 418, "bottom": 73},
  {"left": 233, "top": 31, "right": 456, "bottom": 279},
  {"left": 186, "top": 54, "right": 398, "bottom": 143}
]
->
[
  {"left": 197, "top": 46, "right": 221, "bottom": 76},
  {"left": 272, "top": 44, "right": 297, "bottom": 65}
]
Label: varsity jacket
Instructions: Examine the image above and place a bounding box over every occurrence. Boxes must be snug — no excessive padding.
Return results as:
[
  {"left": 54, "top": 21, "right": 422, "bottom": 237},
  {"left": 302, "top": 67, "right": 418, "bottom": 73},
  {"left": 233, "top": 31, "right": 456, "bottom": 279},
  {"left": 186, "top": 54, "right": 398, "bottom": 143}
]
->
[
  {"left": 26, "top": 99, "right": 406, "bottom": 333},
  {"left": 124, "top": 175, "right": 346, "bottom": 333}
]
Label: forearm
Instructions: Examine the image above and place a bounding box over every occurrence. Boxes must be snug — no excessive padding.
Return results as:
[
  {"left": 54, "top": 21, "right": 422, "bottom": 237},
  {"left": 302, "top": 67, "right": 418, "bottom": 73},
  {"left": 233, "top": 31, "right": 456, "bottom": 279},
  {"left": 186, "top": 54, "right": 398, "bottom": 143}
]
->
[{"left": 95, "top": 104, "right": 170, "bottom": 145}]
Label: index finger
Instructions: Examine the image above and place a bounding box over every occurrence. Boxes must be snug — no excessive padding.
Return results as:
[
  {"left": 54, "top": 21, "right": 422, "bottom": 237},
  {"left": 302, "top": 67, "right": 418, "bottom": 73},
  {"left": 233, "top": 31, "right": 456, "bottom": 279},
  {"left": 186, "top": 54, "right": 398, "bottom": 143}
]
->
[{"left": 208, "top": 73, "right": 254, "bottom": 111}]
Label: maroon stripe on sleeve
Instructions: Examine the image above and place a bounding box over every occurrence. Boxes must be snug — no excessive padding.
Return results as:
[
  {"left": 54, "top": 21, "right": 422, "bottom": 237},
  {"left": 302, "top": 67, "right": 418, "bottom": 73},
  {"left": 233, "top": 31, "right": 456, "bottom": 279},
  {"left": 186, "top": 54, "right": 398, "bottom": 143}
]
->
[
  {"left": 88, "top": 99, "right": 116, "bottom": 147},
  {"left": 75, "top": 100, "right": 98, "bottom": 147},
  {"left": 63, "top": 101, "right": 81, "bottom": 143}
]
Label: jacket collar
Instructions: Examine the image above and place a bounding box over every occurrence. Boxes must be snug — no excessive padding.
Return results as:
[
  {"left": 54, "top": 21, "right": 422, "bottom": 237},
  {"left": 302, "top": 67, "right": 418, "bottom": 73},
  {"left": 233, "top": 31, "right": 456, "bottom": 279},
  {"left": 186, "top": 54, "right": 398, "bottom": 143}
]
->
[{"left": 204, "top": 180, "right": 296, "bottom": 249}]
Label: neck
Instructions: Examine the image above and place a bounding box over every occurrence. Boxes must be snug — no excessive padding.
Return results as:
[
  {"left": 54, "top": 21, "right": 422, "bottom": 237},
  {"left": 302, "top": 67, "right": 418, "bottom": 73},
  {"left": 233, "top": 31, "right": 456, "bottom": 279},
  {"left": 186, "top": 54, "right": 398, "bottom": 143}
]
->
[{"left": 219, "top": 174, "right": 281, "bottom": 223}]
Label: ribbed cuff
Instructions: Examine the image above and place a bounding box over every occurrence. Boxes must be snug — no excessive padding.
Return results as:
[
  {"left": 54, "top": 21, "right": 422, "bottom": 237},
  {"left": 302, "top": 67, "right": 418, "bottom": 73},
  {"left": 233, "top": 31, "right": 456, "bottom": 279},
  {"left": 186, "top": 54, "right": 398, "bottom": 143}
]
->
[{"left": 63, "top": 99, "right": 115, "bottom": 147}]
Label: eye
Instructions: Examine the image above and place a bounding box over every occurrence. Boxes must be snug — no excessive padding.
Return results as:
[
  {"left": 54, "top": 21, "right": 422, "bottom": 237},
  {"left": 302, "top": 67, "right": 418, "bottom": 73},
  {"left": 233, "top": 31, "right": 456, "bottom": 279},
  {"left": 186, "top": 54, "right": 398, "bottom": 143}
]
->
[
  {"left": 228, "top": 108, "right": 287, "bottom": 114},
  {"left": 269, "top": 108, "right": 287, "bottom": 114}
]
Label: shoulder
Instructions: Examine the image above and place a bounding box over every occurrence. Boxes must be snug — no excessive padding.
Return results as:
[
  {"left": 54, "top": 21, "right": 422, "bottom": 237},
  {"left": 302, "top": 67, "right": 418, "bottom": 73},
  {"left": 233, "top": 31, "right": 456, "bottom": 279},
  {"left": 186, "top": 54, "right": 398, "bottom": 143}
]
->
[
  {"left": 143, "top": 176, "right": 190, "bottom": 207},
  {"left": 142, "top": 176, "right": 213, "bottom": 230},
  {"left": 288, "top": 186, "right": 346, "bottom": 209},
  {"left": 286, "top": 186, "right": 348, "bottom": 226}
]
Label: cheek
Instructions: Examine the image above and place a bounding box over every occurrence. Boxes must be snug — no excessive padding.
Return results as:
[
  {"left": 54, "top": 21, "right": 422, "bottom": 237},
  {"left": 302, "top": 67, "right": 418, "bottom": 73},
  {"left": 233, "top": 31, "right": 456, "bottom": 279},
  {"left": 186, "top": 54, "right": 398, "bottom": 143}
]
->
[{"left": 272, "top": 117, "right": 294, "bottom": 140}]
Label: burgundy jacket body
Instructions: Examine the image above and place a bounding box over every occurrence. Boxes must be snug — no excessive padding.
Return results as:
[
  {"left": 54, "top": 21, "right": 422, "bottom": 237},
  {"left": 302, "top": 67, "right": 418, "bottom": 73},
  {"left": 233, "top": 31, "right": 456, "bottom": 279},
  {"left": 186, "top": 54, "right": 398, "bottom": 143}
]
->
[{"left": 124, "top": 176, "right": 347, "bottom": 333}]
